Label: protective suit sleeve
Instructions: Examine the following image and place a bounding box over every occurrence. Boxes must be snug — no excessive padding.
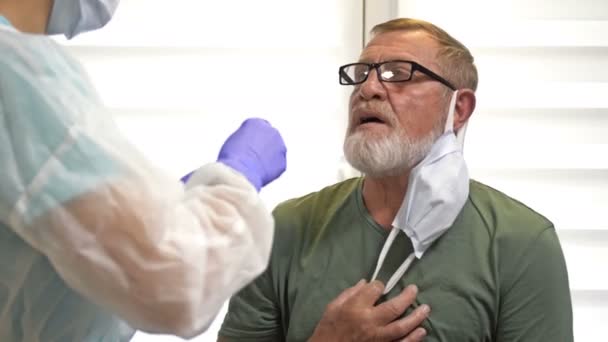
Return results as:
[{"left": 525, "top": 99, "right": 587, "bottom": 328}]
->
[{"left": 0, "top": 30, "right": 274, "bottom": 338}]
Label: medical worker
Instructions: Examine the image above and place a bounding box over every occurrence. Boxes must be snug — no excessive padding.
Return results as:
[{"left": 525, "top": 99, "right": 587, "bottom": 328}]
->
[{"left": 0, "top": 0, "right": 286, "bottom": 341}]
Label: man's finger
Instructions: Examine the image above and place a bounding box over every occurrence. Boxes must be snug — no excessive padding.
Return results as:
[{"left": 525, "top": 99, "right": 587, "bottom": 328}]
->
[
  {"left": 400, "top": 327, "right": 427, "bottom": 342},
  {"left": 354, "top": 280, "right": 386, "bottom": 306},
  {"left": 374, "top": 284, "right": 418, "bottom": 323},
  {"left": 378, "top": 304, "right": 431, "bottom": 341}
]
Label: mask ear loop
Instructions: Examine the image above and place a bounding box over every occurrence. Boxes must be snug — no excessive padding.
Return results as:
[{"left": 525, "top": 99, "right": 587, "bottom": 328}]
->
[
  {"left": 444, "top": 90, "right": 468, "bottom": 152},
  {"left": 456, "top": 122, "right": 468, "bottom": 151},
  {"left": 443, "top": 90, "right": 459, "bottom": 134},
  {"left": 383, "top": 252, "right": 416, "bottom": 295},
  {"left": 371, "top": 227, "right": 399, "bottom": 281},
  {"left": 370, "top": 227, "right": 417, "bottom": 295}
]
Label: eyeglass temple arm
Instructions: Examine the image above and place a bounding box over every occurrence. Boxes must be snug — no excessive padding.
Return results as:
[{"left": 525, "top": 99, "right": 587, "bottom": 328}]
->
[{"left": 414, "top": 64, "right": 456, "bottom": 90}]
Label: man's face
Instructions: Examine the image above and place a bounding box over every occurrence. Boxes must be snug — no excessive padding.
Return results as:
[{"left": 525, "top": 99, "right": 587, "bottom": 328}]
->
[{"left": 344, "top": 30, "right": 450, "bottom": 177}]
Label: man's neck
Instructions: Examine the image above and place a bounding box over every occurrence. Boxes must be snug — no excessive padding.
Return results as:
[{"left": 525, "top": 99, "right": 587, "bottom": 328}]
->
[
  {"left": 0, "top": 0, "right": 52, "bottom": 34},
  {"left": 361, "top": 172, "right": 410, "bottom": 231}
]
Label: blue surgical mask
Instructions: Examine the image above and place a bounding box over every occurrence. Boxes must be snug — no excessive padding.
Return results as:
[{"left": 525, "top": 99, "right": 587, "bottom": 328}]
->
[
  {"left": 371, "top": 91, "right": 470, "bottom": 294},
  {"left": 46, "top": 0, "right": 120, "bottom": 39}
]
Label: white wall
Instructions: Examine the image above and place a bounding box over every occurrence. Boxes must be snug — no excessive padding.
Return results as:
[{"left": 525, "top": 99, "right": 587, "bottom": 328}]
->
[{"left": 57, "top": 0, "right": 363, "bottom": 340}]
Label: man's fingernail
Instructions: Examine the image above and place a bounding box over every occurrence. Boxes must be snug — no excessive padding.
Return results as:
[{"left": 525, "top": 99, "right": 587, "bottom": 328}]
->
[
  {"left": 408, "top": 284, "right": 418, "bottom": 295},
  {"left": 420, "top": 304, "right": 431, "bottom": 314},
  {"left": 371, "top": 280, "right": 385, "bottom": 291}
]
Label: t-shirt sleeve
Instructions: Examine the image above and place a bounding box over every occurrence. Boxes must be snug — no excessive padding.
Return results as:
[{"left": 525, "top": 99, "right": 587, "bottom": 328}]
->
[
  {"left": 496, "top": 227, "right": 573, "bottom": 342},
  {"left": 218, "top": 266, "right": 284, "bottom": 341}
]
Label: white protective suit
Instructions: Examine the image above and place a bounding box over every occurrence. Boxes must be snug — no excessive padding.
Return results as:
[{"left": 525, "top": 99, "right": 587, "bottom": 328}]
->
[{"left": 0, "top": 17, "right": 273, "bottom": 341}]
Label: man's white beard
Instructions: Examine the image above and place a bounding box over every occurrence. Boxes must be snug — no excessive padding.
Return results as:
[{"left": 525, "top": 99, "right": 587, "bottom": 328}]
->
[{"left": 343, "top": 123, "right": 442, "bottom": 178}]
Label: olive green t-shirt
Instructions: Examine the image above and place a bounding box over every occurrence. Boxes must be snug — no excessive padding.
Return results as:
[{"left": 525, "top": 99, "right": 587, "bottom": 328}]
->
[{"left": 219, "top": 178, "right": 573, "bottom": 341}]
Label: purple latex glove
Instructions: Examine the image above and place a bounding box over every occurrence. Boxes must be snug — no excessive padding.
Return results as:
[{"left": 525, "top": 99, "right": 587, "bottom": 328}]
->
[
  {"left": 181, "top": 118, "right": 287, "bottom": 192},
  {"left": 217, "top": 118, "right": 286, "bottom": 191},
  {"left": 180, "top": 171, "right": 194, "bottom": 183}
]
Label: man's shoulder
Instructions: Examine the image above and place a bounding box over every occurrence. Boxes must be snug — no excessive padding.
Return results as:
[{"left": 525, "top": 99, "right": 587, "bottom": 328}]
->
[
  {"left": 468, "top": 179, "right": 554, "bottom": 236},
  {"left": 269, "top": 177, "right": 361, "bottom": 245},
  {"left": 273, "top": 177, "right": 361, "bottom": 219}
]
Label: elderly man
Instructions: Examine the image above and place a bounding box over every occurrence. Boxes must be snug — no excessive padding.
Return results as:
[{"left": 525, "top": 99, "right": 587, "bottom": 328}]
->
[{"left": 218, "top": 18, "right": 573, "bottom": 341}]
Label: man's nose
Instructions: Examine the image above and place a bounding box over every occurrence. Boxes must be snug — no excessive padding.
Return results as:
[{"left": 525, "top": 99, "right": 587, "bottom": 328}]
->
[{"left": 357, "top": 68, "right": 388, "bottom": 101}]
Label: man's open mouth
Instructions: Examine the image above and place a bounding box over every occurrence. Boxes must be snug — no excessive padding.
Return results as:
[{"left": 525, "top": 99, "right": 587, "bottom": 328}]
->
[{"left": 359, "top": 114, "right": 386, "bottom": 125}]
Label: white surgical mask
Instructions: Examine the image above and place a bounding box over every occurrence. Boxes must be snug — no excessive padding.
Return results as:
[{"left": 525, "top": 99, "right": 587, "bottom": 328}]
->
[
  {"left": 46, "top": 0, "right": 120, "bottom": 39},
  {"left": 371, "top": 91, "right": 470, "bottom": 294}
]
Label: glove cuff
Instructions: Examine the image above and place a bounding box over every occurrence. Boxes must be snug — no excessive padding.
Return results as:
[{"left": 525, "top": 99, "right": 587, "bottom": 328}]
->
[{"left": 217, "top": 157, "right": 263, "bottom": 192}]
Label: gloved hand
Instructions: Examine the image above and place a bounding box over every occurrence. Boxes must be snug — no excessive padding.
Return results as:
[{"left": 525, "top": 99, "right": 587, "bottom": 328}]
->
[
  {"left": 180, "top": 118, "right": 287, "bottom": 190},
  {"left": 216, "top": 118, "right": 286, "bottom": 191}
]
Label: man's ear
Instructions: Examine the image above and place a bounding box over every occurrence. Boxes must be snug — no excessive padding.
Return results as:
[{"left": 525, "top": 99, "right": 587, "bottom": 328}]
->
[{"left": 453, "top": 89, "right": 476, "bottom": 132}]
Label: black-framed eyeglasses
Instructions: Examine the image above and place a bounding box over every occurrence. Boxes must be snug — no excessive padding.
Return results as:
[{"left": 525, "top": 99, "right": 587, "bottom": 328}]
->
[{"left": 339, "top": 60, "right": 456, "bottom": 90}]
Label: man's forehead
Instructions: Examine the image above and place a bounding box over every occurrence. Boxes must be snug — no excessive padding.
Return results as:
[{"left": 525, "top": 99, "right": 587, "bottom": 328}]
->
[{"left": 359, "top": 30, "right": 439, "bottom": 63}]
